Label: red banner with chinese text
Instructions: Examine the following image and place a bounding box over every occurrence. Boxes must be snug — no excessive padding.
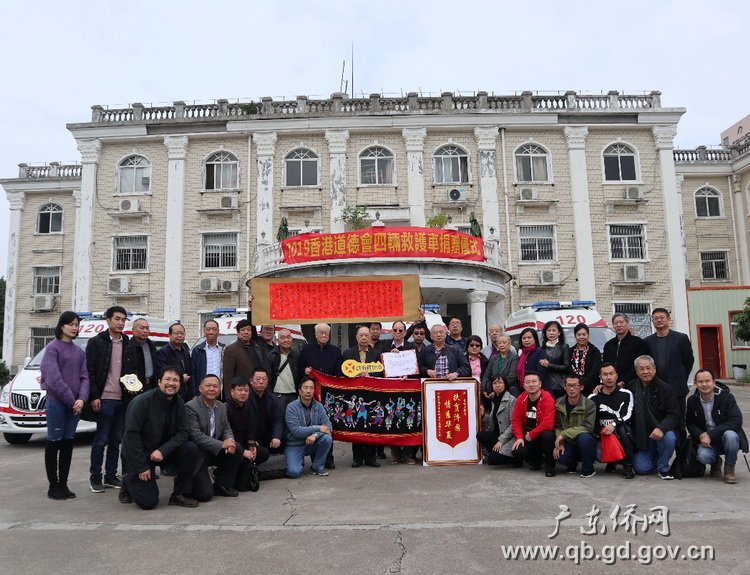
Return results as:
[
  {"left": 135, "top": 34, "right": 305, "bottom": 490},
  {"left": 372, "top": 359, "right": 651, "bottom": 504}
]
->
[
  {"left": 281, "top": 226, "right": 485, "bottom": 264},
  {"left": 311, "top": 369, "right": 422, "bottom": 446},
  {"left": 250, "top": 275, "right": 422, "bottom": 324},
  {"left": 434, "top": 389, "right": 470, "bottom": 448}
]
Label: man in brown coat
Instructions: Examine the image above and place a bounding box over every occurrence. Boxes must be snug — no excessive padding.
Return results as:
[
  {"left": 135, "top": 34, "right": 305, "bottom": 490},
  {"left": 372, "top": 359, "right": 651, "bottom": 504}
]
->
[{"left": 222, "top": 319, "right": 265, "bottom": 399}]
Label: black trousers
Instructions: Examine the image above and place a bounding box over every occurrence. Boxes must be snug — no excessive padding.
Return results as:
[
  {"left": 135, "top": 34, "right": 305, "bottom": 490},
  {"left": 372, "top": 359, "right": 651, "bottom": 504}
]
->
[
  {"left": 476, "top": 430, "right": 520, "bottom": 465},
  {"left": 125, "top": 440, "right": 200, "bottom": 510},
  {"left": 512, "top": 429, "right": 556, "bottom": 470},
  {"left": 352, "top": 442, "right": 376, "bottom": 463},
  {"left": 193, "top": 448, "right": 244, "bottom": 502}
]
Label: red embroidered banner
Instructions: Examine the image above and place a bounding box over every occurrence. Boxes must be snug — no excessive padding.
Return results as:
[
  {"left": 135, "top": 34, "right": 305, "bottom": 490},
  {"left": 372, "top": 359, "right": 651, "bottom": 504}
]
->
[
  {"left": 250, "top": 275, "right": 422, "bottom": 324},
  {"left": 281, "top": 226, "right": 485, "bottom": 264},
  {"left": 311, "top": 369, "right": 422, "bottom": 446},
  {"left": 434, "top": 389, "right": 470, "bottom": 448}
]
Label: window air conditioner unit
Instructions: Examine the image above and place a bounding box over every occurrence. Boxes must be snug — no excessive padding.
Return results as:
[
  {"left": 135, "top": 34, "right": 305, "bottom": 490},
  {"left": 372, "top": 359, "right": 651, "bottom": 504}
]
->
[
  {"left": 108, "top": 276, "right": 131, "bottom": 294},
  {"left": 220, "top": 196, "right": 238, "bottom": 209},
  {"left": 519, "top": 188, "right": 539, "bottom": 201},
  {"left": 622, "top": 264, "right": 645, "bottom": 282},
  {"left": 448, "top": 188, "right": 467, "bottom": 202},
  {"left": 119, "top": 199, "right": 140, "bottom": 212},
  {"left": 141, "top": 176, "right": 150, "bottom": 188},
  {"left": 624, "top": 187, "right": 643, "bottom": 201},
  {"left": 539, "top": 270, "right": 560, "bottom": 285},
  {"left": 221, "top": 280, "right": 238, "bottom": 292},
  {"left": 200, "top": 277, "right": 220, "bottom": 292},
  {"left": 34, "top": 294, "right": 55, "bottom": 312}
]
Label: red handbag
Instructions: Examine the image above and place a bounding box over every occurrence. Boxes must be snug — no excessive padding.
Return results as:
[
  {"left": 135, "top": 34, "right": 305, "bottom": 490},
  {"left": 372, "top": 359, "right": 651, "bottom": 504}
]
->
[{"left": 600, "top": 429, "right": 626, "bottom": 463}]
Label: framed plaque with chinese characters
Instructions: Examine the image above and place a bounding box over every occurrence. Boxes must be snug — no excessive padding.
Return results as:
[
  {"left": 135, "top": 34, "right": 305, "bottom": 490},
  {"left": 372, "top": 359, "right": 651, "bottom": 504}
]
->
[{"left": 421, "top": 378, "right": 481, "bottom": 466}]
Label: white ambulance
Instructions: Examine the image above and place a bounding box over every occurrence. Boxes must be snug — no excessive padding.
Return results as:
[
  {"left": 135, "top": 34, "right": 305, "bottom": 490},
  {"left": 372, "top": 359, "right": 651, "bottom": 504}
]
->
[
  {"left": 504, "top": 301, "right": 615, "bottom": 351},
  {"left": 0, "top": 314, "right": 173, "bottom": 444}
]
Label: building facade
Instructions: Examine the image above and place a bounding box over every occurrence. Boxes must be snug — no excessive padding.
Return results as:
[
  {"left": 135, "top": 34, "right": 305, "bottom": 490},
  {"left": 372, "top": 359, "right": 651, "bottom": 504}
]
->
[{"left": 3, "top": 90, "right": 749, "bottom": 374}]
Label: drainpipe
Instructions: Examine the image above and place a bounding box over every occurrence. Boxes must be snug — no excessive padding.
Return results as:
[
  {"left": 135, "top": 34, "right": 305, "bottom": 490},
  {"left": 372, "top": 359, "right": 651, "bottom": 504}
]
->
[
  {"left": 500, "top": 127, "right": 514, "bottom": 313},
  {"left": 245, "top": 135, "right": 253, "bottom": 305},
  {"left": 728, "top": 175, "right": 741, "bottom": 283}
]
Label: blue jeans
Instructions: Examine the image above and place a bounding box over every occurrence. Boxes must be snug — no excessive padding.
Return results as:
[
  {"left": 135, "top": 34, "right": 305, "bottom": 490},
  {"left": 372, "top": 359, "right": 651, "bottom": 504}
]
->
[
  {"left": 46, "top": 396, "right": 80, "bottom": 441},
  {"left": 633, "top": 430, "right": 677, "bottom": 474},
  {"left": 89, "top": 399, "right": 125, "bottom": 480},
  {"left": 696, "top": 430, "right": 740, "bottom": 466},
  {"left": 556, "top": 432, "right": 597, "bottom": 475},
  {"left": 285, "top": 434, "right": 333, "bottom": 478}
]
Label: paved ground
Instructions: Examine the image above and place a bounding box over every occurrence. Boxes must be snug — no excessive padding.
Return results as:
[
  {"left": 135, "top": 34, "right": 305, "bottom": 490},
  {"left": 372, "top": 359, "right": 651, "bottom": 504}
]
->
[{"left": 1, "top": 387, "right": 749, "bottom": 575}]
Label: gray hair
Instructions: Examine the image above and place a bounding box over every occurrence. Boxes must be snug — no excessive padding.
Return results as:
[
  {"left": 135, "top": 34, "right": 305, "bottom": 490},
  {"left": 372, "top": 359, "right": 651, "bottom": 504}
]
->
[
  {"left": 611, "top": 312, "right": 630, "bottom": 324},
  {"left": 634, "top": 355, "right": 655, "bottom": 369}
]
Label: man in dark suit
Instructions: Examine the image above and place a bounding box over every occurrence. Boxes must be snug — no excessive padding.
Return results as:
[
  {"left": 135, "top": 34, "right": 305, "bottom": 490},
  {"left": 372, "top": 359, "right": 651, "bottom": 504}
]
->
[
  {"left": 185, "top": 375, "right": 243, "bottom": 500},
  {"left": 247, "top": 367, "right": 284, "bottom": 454},
  {"left": 156, "top": 323, "right": 193, "bottom": 400},
  {"left": 125, "top": 317, "right": 159, "bottom": 395},
  {"left": 191, "top": 319, "right": 225, "bottom": 393},
  {"left": 644, "top": 307, "right": 694, "bottom": 426}
]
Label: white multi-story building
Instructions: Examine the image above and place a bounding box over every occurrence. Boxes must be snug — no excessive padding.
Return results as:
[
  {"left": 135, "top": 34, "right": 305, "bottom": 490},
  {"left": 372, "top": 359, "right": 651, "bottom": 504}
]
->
[{"left": 2, "top": 90, "right": 749, "bottom": 374}]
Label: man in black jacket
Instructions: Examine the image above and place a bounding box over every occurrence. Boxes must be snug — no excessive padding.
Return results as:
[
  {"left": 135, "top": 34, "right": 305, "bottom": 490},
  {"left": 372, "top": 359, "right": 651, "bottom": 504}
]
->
[
  {"left": 191, "top": 319, "right": 225, "bottom": 393},
  {"left": 225, "top": 376, "right": 270, "bottom": 490},
  {"left": 125, "top": 317, "right": 159, "bottom": 399},
  {"left": 247, "top": 367, "right": 284, "bottom": 454},
  {"left": 687, "top": 369, "right": 747, "bottom": 484},
  {"left": 156, "top": 323, "right": 193, "bottom": 400},
  {"left": 120, "top": 366, "right": 201, "bottom": 509},
  {"left": 267, "top": 328, "right": 301, "bottom": 411},
  {"left": 420, "top": 324, "right": 470, "bottom": 379},
  {"left": 603, "top": 313, "right": 648, "bottom": 386},
  {"left": 87, "top": 306, "right": 129, "bottom": 493},
  {"left": 624, "top": 355, "right": 679, "bottom": 479}
]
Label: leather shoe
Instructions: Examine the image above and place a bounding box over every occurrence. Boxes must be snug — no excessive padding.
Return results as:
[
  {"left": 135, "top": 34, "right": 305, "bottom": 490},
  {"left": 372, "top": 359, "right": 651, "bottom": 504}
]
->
[
  {"left": 545, "top": 469, "right": 557, "bottom": 477},
  {"left": 325, "top": 456, "right": 335, "bottom": 470},
  {"left": 169, "top": 494, "right": 199, "bottom": 508},
  {"left": 351, "top": 460, "right": 362, "bottom": 468},
  {"left": 213, "top": 484, "right": 239, "bottom": 497},
  {"left": 364, "top": 458, "right": 380, "bottom": 468}
]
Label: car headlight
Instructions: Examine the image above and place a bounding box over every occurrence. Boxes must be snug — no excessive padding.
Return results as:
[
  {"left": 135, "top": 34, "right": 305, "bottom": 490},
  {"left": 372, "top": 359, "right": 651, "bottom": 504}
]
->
[{"left": 0, "top": 385, "right": 10, "bottom": 404}]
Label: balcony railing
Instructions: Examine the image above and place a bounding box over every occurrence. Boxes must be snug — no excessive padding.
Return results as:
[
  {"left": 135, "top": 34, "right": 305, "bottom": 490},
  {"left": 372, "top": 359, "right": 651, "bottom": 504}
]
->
[
  {"left": 673, "top": 146, "right": 734, "bottom": 163},
  {"left": 17, "top": 162, "right": 82, "bottom": 179},
  {"left": 87, "top": 90, "right": 666, "bottom": 124},
  {"left": 253, "top": 237, "right": 503, "bottom": 276}
]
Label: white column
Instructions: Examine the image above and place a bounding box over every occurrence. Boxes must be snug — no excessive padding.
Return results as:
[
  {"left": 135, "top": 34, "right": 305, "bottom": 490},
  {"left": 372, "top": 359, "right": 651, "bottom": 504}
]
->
[
  {"left": 653, "top": 125, "right": 689, "bottom": 333},
  {"left": 252, "top": 131, "right": 277, "bottom": 244},
  {"left": 468, "top": 289, "right": 489, "bottom": 342},
  {"left": 163, "top": 135, "right": 188, "bottom": 320},
  {"left": 2, "top": 192, "right": 24, "bottom": 367},
  {"left": 72, "top": 139, "right": 101, "bottom": 312},
  {"left": 564, "top": 126, "right": 596, "bottom": 301},
  {"left": 325, "top": 129, "right": 349, "bottom": 233},
  {"left": 731, "top": 175, "right": 750, "bottom": 283},
  {"left": 474, "top": 127, "right": 501, "bottom": 241},
  {"left": 403, "top": 128, "right": 427, "bottom": 226}
]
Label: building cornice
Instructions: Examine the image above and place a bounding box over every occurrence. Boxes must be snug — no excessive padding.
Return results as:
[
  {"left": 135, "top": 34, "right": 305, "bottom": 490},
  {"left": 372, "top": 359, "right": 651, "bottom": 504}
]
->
[
  {"left": 252, "top": 131, "right": 278, "bottom": 156},
  {"left": 652, "top": 125, "right": 678, "bottom": 150},
  {"left": 163, "top": 135, "right": 189, "bottom": 160},
  {"left": 564, "top": 126, "right": 589, "bottom": 149},
  {"left": 76, "top": 139, "right": 101, "bottom": 164},
  {"left": 474, "top": 127, "right": 499, "bottom": 150},
  {"left": 325, "top": 129, "right": 350, "bottom": 154}
]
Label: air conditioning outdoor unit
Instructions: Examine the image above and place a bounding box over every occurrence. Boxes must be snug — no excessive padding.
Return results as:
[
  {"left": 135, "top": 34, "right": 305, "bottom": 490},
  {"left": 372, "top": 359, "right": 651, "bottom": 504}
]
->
[
  {"left": 200, "top": 277, "right": 220, "bottom": 292},
  {"left": 119, "top": 199, "right": 140, "bottom": 212},
  {"left": 539, "top": 270, "right": 560, "bottom": 285},
  {"left": 622, "top": 264, "right": 645, "bottom": 282},
  {"left": 220, "top": 196, "right": 238, "bottom": 209},
  {"left": 448, "top": 188, "right": 467, "bottom": 202},
  {"left": 34, "top": 294, "right": 55, "bottom": 312},
  {"left": 624, "top": 187, "right": 643, "bottom": 201},
  {"left": 519, "top": 188, "right": 539, "bottom": 201},
  {"left": 221, "top": 280, "right": 238, "bottom": 292},
  {"left": 108, "top": 277, "right": 131, "bottom": 294}
]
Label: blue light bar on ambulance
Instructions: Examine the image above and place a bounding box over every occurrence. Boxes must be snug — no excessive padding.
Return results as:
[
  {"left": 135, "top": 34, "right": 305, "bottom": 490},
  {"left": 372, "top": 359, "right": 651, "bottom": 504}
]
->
[
  {"left": 76, "top": 311, "right": 93, "bottom": 318},
  {"left": 421, "top": 304, "right": 441, "bottom": 311},
  {"left": 212, "top": 307, "right": 237, "bottom": 314},
  {"left": 530, "top": 300, "right": 596, "bottom": 310}
]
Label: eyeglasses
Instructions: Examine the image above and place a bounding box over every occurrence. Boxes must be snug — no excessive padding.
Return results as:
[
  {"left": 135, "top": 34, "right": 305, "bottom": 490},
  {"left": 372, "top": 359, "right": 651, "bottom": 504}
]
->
[
  {"left": 469, "top": 343, "right": 481, "bottom": 348},
  {"left": 392, "top": 328, "right": 405, "bottom": 333}
]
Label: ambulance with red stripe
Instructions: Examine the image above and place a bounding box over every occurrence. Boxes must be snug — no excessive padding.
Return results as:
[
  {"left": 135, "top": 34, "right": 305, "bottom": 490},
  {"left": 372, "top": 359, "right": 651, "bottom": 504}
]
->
[
  {"left": 0, "top": 313, "right": 173, "bottom": 444},
  {"left": 504, "top": 301, "right": 614, "bottom": 351}
]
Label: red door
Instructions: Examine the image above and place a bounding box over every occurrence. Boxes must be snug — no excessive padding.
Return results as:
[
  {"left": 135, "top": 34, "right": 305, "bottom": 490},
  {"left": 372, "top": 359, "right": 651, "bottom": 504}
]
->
[{"left": 698, "top": 327, "right": 722, "bottom": 378}]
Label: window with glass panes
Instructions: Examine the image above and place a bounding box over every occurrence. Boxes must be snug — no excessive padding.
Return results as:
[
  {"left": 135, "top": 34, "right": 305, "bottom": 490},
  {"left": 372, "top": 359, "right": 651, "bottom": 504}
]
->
[
  {"left": 117, "top": 156, "right": 151, "bottom": 194},
  {"left": 359, "top": 146, "right": 394, "bottom": 185},
  {"left": 609, "top": 224, "right": 645, "bottom": 260},
  {"left": 603, "top": 144, "right": 637, "bottom": 181},
  {"left": 434, "top": 145, "right": 469, "bottom": 184},
  {"left": 515, "top": 144, "right": 549, "bottom": 182},
  {"left": 284, "top": 148, "right": 318, "bottom": 186},
  {"left": 203, "top": 232, "right": 238, "bottom": 268},
  {"left": 33, "top": 266, "right": 60, "bottom": 294},
  {"left": 694, "top": 187, "right": 722, "bottom": 217},
  {"left": 30, "top": 327, "right": 55, "bottom": 356},
  {"left": 519, "top": 225, "right": 555, "bottom": 261},
  {"left": 205, "top": 152, "right": 239, "bottom": 190},
  {"left": 700, "top": 251, "right": 729, "bottom": 280},
  {"left": 37, "top": 203, "right": 63, "bottom": 233},
  {"left": 113, "top": 236, "right": 148, "bottom": 271}
]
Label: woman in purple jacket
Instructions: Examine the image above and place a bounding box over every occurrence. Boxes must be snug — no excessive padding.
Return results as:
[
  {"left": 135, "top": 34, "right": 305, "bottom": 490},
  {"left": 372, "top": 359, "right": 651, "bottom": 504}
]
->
[{"left": 40, "top": 311, "right": 89, "bottom": 500}]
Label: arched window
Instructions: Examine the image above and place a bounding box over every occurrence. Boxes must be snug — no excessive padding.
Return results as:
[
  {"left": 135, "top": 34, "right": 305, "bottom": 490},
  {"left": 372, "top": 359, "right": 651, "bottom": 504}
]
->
[
  {"left": 603, "top": 143, "right": 638, "bottom": 181},
  {"left": 694, "top": 186, "right": 723, "bottom": 217},
  {"left": 37, "top": 202, "right": 63, "bottom": 234},
  {"left": 117, "top": 155, "right": 151, "bottom": 194},
  {"left": 434, "top": 145, "right": 469, "bottom": 184},
  {"left": 205, "top": 151, "right": 239, "bottom": 191},
  {"left": 284, "top": 148, "right": 319, "bottom": 186},
  {"left": 359, "top": 146, "right": 394, "bottom": 185},
  {"left": 515, "top": 143, "right": 550, "bottom": 183}
]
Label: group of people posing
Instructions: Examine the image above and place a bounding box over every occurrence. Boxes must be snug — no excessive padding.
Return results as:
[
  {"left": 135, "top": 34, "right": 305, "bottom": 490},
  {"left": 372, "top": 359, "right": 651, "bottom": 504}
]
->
[{"left": 38, "top": 304, "right": 746, "bottom": 510}]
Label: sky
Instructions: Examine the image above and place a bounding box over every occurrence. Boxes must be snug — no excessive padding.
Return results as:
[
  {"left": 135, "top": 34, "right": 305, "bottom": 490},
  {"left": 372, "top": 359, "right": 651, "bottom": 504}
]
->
[{"left": 1, "top": 0, "right": 748, "bottom": 276}]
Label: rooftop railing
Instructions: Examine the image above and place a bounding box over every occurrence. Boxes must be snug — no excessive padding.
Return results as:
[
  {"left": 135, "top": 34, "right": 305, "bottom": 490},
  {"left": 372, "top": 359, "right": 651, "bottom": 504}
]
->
[{"left": 17, "top": 162, "right": 82, "bottom": 179}]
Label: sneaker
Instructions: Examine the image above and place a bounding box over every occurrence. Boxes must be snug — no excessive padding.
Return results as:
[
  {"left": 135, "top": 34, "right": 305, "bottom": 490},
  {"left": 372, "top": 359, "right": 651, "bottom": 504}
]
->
[
  {"left": 90, "top": 477, "right": 105, "bottom": 493},
  {"left": 311, "top": 469, "right": 329, "bottom": 477},
  {"left": 623, "top": 465, "right": 635, "bottom": 479},
  {"left": 103, "top": 475, "right": 123, "bottom": 489},
  {"left": 658, "top": 470, "right": 674, "bottom": 481},
  {"left": 580, "top": 470, "right": 597, "bottom": 478},
  {"left": 404, "top": 457, "right": 417, "bottom": 465},
  {"left": 566, "top": 465, "right": 578, "bottom": 474}
]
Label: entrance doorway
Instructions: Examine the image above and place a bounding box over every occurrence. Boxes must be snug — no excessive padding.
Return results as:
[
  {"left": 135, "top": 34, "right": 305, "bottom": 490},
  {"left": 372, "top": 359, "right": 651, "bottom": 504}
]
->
[{"left": 698, "top": 325, "right": 723, "bottom": 378}]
